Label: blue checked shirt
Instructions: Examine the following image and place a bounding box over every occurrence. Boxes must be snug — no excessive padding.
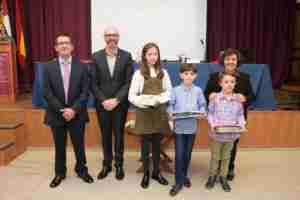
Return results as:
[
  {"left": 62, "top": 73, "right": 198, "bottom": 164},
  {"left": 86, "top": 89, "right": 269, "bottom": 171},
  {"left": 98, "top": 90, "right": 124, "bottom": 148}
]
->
[
  {"left": 168, "top": 84, "right": 207, "bottom": 134},
  {"left": 207, "top": 92, "right": 246, "bottom": 142}
]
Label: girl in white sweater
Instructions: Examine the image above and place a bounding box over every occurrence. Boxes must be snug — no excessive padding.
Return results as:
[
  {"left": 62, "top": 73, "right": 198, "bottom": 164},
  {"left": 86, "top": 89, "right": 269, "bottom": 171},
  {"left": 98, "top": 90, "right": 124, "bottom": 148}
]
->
[{"left": 128, "top": 42, "right": 172, "bottom": 189}]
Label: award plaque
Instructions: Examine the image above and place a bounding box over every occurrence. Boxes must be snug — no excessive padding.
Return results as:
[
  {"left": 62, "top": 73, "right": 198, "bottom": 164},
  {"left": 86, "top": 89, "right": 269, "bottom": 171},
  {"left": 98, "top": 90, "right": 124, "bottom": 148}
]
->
[
  {"left": 172, "top": 111, "right": 205, "bottom": 119},
  {"left": 214, "top": 125, "right": 247, "bottom": 133}
]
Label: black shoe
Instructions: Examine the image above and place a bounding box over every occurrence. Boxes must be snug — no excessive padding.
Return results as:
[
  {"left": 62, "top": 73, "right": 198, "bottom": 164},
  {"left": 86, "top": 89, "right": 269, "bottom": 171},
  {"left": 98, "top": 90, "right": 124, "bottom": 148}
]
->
[
  {"left": 205, "top": 176, "right": 217, "bottom": 190},
  {"left": 183, "top": 177, "right": 191, "bottom": 188},
  {"left": 152, "top": 173, "right": 169, "bottom": 185},
  {"left": 78, "top": 173, "right": 94, "bottom": 183},
  {"left": 227, "top": 170, "right": 235, "bottom": 181},
  {"left": 97, "top": 166, "right": 112, "bottom": 180},
  {"left": 219, "top": 176, "right": 231, "bottom": 192},
  {"left": 141, "top": 171, "right": 150, "bottom": 189},
  {"left": 169, "top": 184, "right": 183, "bottom": 197},
  {"left": 49, "top": 175, "right": 66, "bottom": 188},
  {"left": 115, "top": 166, "right": 125, "bottom": 180}
]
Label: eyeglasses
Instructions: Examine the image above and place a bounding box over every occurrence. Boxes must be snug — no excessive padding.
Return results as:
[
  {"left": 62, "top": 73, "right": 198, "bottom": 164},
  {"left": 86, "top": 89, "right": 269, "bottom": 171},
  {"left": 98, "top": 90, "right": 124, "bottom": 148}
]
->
[
  {"left": 56, "top": 41, "right": 72, "bottom": 46},
  {"left": 104, "top": 33, "right": 119, "bottom": 37}
]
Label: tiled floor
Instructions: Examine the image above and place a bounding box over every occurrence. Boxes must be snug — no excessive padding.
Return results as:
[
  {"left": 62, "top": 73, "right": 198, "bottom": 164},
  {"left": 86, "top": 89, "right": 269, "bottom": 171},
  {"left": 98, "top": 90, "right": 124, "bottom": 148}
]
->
[{"left": 0, "top": 148, "right": 300, "bottom": 200}]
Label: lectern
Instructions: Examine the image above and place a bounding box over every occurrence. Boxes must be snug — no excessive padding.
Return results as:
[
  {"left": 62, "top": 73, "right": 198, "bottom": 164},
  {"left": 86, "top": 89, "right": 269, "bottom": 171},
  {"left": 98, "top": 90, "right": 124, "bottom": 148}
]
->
[{"left": 0, "top": 40, "right": 18, "bottom": 104}]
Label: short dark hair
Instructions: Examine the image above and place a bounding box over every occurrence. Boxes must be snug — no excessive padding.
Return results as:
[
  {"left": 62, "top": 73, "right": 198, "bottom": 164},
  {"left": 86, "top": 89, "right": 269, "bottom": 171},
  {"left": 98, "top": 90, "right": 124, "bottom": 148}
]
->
[
  {"left": 219, "top": 48, "right": 241, "bottom": 66},
  {"left": 55, "top": 33, "right": 73, "bottom": 45},
  {"left": 179, "top": 63, "right": 197, "bottom": 74},
  {"left": 218, "top": 71, "right": 237, "bottom": 82}
]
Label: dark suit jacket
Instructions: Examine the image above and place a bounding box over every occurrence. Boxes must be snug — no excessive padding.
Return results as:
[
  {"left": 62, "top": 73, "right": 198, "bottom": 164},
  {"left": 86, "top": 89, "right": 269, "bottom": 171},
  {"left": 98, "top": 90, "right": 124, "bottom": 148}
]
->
[
  {"left": 43, "top": 57, "right": 89, "bottom": 126},
  {"left": 204, "top": 71, "right": 255, "bottom": 105},
  {"left": 91, "top": 48, "right": 134, "bottom": 111}
]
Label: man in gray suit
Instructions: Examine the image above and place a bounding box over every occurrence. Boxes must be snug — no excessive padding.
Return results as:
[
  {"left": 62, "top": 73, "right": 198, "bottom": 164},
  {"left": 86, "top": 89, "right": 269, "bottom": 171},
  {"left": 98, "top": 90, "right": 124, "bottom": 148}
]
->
[{"left": 91, "top": 26, "right": 134, "bottom": 180}]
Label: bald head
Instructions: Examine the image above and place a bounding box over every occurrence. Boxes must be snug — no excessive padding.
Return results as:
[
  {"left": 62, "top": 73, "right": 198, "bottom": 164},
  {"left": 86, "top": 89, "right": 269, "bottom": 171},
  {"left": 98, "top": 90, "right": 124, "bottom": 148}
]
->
[
  {"left": 104, "top": 26, "right": 119, "bottom": 36},
  {"left": 103, "top": 26, "right": 120, "bottom": 52}
]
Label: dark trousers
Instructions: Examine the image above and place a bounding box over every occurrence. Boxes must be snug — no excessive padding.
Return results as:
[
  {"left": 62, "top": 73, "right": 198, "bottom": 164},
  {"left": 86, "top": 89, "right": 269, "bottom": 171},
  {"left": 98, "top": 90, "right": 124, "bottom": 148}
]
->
[
  {"left": 51, "top": 121, "right": 88, "bottom": 176},
  {"left": 141, "top": 133, "right": 162, "bottom": 174},
  {"left": 175, "top": 134, "right": 196, "bottom": 185},
  {"left": 96, "top": 108, "right": 127, "bottom": 167},
  {"left": 228, "top": 138, "right": 239, "bottom": 172}
]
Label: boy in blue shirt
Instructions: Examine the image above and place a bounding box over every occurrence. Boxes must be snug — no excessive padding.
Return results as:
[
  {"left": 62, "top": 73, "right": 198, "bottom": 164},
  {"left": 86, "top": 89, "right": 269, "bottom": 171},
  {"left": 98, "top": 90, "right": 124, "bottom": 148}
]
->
[{"left": 168, "top": 63, "right": 207, "bottom": 196}]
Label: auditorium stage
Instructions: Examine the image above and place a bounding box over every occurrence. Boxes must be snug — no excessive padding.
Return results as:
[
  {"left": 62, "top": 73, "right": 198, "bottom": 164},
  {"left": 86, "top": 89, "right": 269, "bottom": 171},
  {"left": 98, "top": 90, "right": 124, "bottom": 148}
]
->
[{"left": 0, "top": 93, "right": 300, "bottom": 149}]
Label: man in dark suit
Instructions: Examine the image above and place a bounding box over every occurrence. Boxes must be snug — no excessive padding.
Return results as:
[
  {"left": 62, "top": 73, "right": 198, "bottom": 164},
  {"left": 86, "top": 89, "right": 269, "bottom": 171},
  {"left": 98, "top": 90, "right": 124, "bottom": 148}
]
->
[
  {"left": 43, "top": 33, "right": 94, "bottom": 188},
  {"left": 91, "top": 26, "right": 133, "bottom": 181}
]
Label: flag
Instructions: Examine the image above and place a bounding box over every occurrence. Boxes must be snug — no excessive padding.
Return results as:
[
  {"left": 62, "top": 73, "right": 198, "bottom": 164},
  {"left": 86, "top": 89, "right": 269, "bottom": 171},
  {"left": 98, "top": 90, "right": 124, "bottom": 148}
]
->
[
  {"left": 15, "top": 0, "right": 27, "bottom": 70},
  {"left": 0, "top": 0, "right": 12, "bottom": 36}
]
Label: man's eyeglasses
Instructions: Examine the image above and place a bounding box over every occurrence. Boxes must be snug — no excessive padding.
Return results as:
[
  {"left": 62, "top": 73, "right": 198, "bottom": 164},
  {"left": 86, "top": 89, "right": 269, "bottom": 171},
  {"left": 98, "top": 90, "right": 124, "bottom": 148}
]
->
[
  {"left": 56, "top": 41, "right": 72, "bottom": 46},
  {"left": 104, "top": 33, "right": 119, "bottom": 37}
]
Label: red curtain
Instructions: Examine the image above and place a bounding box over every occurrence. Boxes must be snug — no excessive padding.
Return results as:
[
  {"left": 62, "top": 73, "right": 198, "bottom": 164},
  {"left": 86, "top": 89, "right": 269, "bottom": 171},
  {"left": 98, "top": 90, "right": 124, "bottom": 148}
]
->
[
  {"left": 24, "top": 0, "right": 91, "bottom": 62},
  {"left": 5, "top": 0, "right": 91, "bottom": 86},
  {"left": 207, "top": 0, "right": 296, "bottom": 88}
]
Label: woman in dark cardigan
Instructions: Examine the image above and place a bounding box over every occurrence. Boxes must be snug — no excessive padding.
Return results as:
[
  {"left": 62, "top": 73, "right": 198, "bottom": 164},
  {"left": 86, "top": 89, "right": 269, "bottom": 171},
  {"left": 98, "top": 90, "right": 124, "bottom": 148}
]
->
[{"left": 204, "top": 48, "right": 255, "bottom": 181}]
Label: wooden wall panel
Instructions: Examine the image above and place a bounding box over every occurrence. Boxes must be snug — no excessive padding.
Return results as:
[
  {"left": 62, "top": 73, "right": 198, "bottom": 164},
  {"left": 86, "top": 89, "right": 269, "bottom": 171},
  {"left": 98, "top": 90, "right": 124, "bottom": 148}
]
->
[{"left": 1, "top": 109, "right": 300, "bottom": 149}]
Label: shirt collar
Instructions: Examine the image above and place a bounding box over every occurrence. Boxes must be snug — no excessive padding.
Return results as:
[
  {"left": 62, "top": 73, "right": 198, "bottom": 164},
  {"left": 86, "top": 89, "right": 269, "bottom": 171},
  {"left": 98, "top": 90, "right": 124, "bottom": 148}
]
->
[
  {"left": 59, "top": 56, "right": 72, "bottom": 65},
  {"left": 219, "top": 91, "right": 236, "bottom": 101},
  {"left": 180, "top": 83, "right": 194, "bottom": 92},
  {"left": 105, "top": 48, "right": 118, "bottom": 58}
]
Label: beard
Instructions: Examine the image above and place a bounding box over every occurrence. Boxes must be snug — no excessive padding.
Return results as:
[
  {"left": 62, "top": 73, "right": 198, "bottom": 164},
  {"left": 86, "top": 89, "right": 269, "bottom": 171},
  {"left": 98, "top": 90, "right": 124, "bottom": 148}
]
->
[
  {"left": 108, "top": 40, "right": 118, "bottom": 54},
  {"left": 107, "top": 39, "right": 117, "bottom": 47}
]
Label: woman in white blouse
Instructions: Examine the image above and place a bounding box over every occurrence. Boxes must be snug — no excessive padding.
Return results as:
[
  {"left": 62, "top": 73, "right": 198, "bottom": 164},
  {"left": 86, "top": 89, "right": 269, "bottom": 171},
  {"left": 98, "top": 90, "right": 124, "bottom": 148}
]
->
[{"left": 128, "top": 42, "right": 172, "bottom": 189}]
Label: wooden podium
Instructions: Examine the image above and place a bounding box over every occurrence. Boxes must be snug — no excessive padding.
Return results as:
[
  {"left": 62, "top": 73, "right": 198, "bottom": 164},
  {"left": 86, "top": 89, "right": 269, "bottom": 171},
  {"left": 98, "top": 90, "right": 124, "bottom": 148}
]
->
[{"left": 0, "top": 40, "right": 18, "bottom": 104}]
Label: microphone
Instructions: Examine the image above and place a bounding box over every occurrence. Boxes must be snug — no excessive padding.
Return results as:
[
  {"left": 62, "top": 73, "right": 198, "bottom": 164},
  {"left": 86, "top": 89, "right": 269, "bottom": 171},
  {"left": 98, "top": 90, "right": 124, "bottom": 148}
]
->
[
  {"left": 200, "top": 39, "right": 206, "bottom": 63},
  {"left": 200, "top": 39, "right": 204, "bottom": 46}
]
